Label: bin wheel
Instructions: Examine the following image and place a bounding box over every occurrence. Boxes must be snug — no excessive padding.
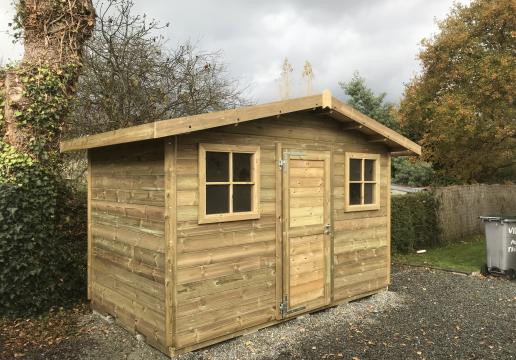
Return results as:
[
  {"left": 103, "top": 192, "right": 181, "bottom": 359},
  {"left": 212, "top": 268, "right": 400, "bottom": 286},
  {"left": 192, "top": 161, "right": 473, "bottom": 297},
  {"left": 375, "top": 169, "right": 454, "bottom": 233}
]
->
[
  {"left": 506, "top": 269, "right": 516, "bottom": 281},
  {"left": 480, "top": 263, "right": 490, "bottom": 276}
]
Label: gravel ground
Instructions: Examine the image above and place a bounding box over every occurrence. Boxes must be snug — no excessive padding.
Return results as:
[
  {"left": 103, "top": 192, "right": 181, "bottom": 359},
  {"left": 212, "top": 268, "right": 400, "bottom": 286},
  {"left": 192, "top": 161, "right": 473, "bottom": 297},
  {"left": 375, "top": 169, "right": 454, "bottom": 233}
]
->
[{"left": 13, "top": 266, "right": 516, "bottom": 360}]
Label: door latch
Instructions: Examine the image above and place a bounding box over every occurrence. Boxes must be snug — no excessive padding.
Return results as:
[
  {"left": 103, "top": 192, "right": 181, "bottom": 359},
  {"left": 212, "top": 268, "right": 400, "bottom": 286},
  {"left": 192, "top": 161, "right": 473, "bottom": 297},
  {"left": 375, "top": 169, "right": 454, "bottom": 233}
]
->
[{"left": 324, "top": 223, "right": 332, "bottom": 235}]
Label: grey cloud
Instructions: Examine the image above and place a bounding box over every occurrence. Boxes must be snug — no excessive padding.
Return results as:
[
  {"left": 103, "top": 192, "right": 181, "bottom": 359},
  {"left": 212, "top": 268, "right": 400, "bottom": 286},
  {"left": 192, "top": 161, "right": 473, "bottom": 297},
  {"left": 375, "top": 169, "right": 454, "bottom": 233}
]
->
[{"left": 1, "top": 0, "right": 468, "bottom": 103}]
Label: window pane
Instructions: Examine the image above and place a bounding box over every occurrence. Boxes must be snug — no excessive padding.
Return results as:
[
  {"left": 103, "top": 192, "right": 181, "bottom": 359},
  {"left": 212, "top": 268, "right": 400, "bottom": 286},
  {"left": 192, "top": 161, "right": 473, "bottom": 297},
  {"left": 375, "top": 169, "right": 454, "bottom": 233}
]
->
[
  {"left": 233, "top": 185, "right": 252, "bottom": 212},
  {"left": 364, "top": 183, "right": 375, "bottom": 204},
  {"left": 233, "top": 153, "right": 252, "bottom": 181},
  {"left": 206, "top": 185, "right": 229, "bottom": 214},
  {"left": 206, "top": 152, "right": 229, "bottom": 182},
  {"left": 364, "top": 159, "right": 375, "bottom": 181},
  {"left": 350, "top": 159, "right": 362, "bottom": 181},
  {"left": 349, "top": 183, "right": 361, "bottom": 205}
]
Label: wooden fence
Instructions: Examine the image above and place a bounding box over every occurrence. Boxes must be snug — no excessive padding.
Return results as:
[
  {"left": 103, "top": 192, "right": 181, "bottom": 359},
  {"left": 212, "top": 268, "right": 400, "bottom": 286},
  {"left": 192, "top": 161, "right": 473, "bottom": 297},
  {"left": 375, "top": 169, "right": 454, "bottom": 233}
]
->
[{"left": 434, "top": 184, "right": 516, "bottom": 242}]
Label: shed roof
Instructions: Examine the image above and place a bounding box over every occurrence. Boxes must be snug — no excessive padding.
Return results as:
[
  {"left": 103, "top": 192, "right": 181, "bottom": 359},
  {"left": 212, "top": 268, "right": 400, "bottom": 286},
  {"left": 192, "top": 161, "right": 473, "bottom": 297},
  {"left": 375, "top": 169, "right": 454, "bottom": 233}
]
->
[{"left": 60, "top": 90, "right": 421, "bottom": 156}]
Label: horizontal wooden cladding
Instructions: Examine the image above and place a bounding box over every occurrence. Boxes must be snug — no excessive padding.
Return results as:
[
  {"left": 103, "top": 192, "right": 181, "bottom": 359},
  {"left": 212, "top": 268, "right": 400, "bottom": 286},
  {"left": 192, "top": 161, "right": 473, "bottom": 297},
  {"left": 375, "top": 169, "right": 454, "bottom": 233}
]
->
[
  {"left": 94, "top": 236, "right": 165, "bottom": 269},
  {"left": 289, "top": 234, "right": 325, "bottom": 307},
  {"left": 89, "top": 140, "right": 164, "bottom": 162},
  {"left": 218, "top": 113, "right": 370, "bottom": 146},
  {"left": 92, "top": 220, "right": 164, "bottom": 253},
  {"left": 176, "top": 202, "right": 275, "bottom": 223},
  {"left": 333, "top": 216, "right": 389, "bottom": 302},
  {"left": 176, "top": 282, "right": 274, "bottom": 319},
  {"left": 92, "top": 174, "right": 164, "bottom": 192},
  {"left": 88, "top": 142, "right": 167, "bottom": 351},
  {"left": 91, "top": 291, "right": 166, "bottom": 352},
  {"left": 177, "top": 240, "right": 276, "bottom": 268},
  {"left": 334, "top": 264, "right": 388, "bottom": 288},
  {"left": 92, "top": 188, "right": 164, "bottom": 207},
  {"left": 92, "top": 255, "right": 166, "bottom": 349},
  {"left": 177, "top": 256, "right": 276, "bottom": 285},
  {"left": 168, "top": 116, "right": 393, "bottom": 350},
  {"left": 174, "top": 306, "right": 275, "bottom": 349},
  {"left": 176, "top": 267, "right": 275, "bottom": 301},
  {"left": 92, "top": 159, "right": 164, "bottom": 176},
  {"left": 94, "top": 256, "right": 165, "bottom": 300},
  {"left": 334, "top": 216, "right": 387, "bottom": 232},
  {"left": 333, "top": 269, "right": 389, "bottom": 300},
  {"left": 177, "top": 227, "right": 276, "bottom": 253},
  {"left": 176, "top": 292, "right": 274, "bottom": 333},
  {"left": 92, "top": 200, "right": 164, "bottom": 222},
  {"left": 175, "top": 268, "right": 276, "bottom": 348},
  {"left": 94, "top": 247, "right": 164, "bottom": 283}
]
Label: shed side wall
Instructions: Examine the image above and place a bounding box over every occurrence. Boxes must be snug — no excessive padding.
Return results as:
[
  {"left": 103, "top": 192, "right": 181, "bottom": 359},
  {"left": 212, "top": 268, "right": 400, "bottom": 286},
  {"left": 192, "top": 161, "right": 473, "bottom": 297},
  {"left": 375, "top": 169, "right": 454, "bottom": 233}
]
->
[
  {"left": 174, "top": 112, "right": 390, "bottom": 349},
  {"left": 89, "top": 141, "right": 166, "bottom": 351}
]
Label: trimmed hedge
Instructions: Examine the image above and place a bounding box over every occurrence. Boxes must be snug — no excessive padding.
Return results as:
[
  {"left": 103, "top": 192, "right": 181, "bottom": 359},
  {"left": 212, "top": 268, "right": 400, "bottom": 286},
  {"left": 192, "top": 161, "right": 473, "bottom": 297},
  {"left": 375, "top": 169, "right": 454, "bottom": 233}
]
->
[{"left": 391, "top": 191, "right": 440, "bottom": 253}]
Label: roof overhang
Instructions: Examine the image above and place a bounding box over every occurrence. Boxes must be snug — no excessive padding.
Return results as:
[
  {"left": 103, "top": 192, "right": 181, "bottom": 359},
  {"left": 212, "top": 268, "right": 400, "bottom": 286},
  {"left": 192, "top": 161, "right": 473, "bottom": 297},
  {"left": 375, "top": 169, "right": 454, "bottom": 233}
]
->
[{"left": 60, "top": 90, "right": 421, "bottom": 156}]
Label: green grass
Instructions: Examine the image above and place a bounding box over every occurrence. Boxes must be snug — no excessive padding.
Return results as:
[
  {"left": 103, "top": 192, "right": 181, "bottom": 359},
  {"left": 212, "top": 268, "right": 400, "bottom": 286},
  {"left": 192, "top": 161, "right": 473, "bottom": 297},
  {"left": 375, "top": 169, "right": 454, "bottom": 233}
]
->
[{"left": 394, "top": 235, "right": 486, "bottom": 273}]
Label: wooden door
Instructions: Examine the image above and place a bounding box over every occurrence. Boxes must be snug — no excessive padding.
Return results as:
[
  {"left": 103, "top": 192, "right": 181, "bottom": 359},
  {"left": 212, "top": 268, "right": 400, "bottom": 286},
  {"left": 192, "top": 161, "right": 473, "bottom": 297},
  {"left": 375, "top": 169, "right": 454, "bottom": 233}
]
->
[{"left": 281, "top": 149, "right": 331, "bottom": 317}]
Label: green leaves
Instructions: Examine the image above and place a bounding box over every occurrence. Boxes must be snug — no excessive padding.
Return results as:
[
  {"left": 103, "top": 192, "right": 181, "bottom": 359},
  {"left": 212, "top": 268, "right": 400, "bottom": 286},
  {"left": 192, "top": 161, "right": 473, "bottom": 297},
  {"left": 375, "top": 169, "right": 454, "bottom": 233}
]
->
[
  {"left": 391, "top": 192, "right": 440, "bottom": 253},
  {"left": 0, "top": 171, "right": 87, "bottom": 316},
  {"left": 399, "top": 0, "right": 516, "bottom": 183},
  {"left": 340, "top": 72, "right": 400, "bottom": 131}
]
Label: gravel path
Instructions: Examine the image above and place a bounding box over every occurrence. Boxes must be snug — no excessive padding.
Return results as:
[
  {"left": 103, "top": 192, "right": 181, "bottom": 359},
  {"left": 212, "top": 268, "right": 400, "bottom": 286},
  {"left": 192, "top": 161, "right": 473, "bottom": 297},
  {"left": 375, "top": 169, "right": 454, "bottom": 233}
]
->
[{"left": 18, "top": 266, "right": 516, "bottom": 360}]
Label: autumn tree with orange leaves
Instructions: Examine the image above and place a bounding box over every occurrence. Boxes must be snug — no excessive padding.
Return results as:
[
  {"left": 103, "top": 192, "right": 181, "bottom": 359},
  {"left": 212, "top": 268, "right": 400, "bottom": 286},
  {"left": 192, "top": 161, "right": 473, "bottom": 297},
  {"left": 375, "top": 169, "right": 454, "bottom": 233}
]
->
[{"left": 399, "top": 0, "right": 515, "bottom": 183}]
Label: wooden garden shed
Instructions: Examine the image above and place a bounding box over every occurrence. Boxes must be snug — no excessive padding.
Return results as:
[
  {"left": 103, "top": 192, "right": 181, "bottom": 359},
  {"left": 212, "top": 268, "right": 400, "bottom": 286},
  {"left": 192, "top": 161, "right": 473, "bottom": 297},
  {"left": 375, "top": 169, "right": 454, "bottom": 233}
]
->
[{"left": 61, "top": 90, "right": 421, "bottom": 356}]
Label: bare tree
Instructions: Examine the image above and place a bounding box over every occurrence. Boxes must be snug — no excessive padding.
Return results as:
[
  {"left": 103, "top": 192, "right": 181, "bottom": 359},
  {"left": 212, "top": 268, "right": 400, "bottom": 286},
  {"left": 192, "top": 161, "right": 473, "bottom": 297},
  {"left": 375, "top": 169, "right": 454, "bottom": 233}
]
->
[{"left": 65, "top": 0, "right": 249, "bottom": 138}]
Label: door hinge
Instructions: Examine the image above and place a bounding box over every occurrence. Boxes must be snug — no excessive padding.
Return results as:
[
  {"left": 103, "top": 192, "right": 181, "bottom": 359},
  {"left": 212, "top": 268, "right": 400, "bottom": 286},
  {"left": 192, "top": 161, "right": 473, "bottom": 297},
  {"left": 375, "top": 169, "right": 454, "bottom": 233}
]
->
[
  {"left": 279, "top": 295, "right": 288, "bottom": 317},
  {"left": 279, "top": 296, "right": 306, "bottom": 317},
  {"left": 278, "top": 159, "right": 287, "bottom": 169}
]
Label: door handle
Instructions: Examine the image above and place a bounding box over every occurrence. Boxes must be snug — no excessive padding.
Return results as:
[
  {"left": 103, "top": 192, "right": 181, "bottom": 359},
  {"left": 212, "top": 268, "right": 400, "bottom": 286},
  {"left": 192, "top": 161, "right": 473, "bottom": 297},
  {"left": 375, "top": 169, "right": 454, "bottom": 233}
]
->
[{"left": 324, "top": 224, "right": 331, "bottom": 235}]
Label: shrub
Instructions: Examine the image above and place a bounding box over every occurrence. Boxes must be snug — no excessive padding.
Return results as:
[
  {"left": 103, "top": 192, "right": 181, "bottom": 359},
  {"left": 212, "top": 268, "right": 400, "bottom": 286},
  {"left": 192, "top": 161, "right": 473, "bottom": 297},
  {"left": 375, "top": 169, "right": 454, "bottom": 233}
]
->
[
  {"left": 391, "top": 191, "right": 440, "bottom": 253},
  {"left": 0, "top": 176, "right": 86, "bottom": 316}
]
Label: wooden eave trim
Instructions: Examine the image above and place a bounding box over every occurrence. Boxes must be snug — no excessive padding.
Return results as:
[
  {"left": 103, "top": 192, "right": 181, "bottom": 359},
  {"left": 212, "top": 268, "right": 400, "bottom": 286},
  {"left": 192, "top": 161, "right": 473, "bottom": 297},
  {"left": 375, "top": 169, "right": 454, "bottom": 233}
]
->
[
  {"left": 330, "top": 98, "right": 422, "bottom": 156},
  {"left": 60, "top": 89, "right": 421, "bottom": 157},
  {"left": 60, "top": 93, "right": 327, "bottom": 152}
]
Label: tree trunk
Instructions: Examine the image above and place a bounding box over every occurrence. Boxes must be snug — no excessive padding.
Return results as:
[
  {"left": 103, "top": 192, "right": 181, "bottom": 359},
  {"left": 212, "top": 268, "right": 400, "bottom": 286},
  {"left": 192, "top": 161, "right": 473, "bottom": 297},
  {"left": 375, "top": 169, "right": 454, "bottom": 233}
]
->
[
  {"left": 1, "top": 0, "right": 95, "bottom": 158},
  {"left": 0, "top": 0, "right": 96, "bottom": 315}
]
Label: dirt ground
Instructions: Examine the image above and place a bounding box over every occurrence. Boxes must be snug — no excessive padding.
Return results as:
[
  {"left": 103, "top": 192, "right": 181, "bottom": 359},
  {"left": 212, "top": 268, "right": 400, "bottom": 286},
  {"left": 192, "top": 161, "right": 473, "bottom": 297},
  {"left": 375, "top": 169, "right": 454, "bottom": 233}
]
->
[{"left": 1, "top": 265, "right": 515, "bottom": 360}]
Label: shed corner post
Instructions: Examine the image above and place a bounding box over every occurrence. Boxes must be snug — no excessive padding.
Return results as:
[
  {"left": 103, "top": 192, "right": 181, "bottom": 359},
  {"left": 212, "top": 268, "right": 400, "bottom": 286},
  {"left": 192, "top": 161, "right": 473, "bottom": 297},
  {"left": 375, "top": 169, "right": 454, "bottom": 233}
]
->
[
  {"left": 164, "top": 136, "right": 177, "bottom": 351},
  {"left": 386, "top": 153, "right": 392, "bottom": 286},
  {"left": 87, "top": 149, "right": 93, "bottom": 301}
]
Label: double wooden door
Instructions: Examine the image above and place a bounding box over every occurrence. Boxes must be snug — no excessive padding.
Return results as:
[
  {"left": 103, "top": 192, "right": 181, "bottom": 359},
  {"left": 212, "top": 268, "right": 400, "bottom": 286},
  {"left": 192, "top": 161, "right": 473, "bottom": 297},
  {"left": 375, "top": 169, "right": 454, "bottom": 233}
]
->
[{"left": 280, "top": 149, "right": 331, "bottom": 318}]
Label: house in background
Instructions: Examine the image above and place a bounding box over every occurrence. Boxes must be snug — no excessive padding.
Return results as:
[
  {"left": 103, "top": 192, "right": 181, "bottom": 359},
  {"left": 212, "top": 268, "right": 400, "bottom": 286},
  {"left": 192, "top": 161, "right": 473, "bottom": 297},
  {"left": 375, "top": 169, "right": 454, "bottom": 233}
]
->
[{"left": 60, "top": 90, "right": 421, "bottom": 356}]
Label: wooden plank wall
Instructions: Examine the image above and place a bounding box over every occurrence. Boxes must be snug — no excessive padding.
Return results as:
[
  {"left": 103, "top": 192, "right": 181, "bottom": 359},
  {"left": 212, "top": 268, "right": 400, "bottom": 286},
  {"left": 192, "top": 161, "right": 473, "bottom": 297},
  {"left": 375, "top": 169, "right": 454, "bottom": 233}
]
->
[
  {"left": 173, "top": 112, "right": 390, "bottom": 349},
  {"left": 332, "top": 151, "right": 390, "bottom": 300},
  {"left": 174, "top": 133, "right": 277, "bottom": 348},
  {"left": 89, "top": 141, "right": 167, "bottom": 352}
]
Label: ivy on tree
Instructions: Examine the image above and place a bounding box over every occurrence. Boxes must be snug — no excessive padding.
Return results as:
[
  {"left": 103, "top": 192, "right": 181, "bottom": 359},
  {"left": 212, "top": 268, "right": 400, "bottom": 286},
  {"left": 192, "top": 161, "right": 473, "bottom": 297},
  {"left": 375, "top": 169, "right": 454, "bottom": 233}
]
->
[{"left": 0, "top": 0, "right": 95, "bottom": 315}]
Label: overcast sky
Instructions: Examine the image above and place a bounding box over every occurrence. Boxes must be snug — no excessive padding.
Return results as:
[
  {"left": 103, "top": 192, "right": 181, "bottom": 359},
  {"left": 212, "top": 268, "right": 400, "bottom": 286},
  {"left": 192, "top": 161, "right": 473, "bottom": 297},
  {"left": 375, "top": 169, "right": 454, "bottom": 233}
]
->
[{"left": 0, "top": 0, "right": 469, "bottom": 104}]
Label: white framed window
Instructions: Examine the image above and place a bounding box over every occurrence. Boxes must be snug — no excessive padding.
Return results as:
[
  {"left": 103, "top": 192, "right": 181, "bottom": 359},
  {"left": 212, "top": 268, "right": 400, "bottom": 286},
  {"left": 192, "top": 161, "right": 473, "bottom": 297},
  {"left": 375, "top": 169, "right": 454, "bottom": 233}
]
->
[
  {"left": 198, "top": 144, "right": 260, "bottom": 224},
  {"left": 344, "top": 152, "right": 380, "bottom": 212}
]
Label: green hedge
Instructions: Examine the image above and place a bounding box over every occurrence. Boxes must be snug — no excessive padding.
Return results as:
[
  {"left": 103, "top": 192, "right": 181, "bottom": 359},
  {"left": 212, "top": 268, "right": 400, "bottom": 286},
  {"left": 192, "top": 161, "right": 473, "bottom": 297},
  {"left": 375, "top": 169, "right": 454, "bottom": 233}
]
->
[
  {"left": 391, "top": 191, "right": 440, "bottom": 253},
  {"left": 0, "top": 179, "right": 87, "bottom": 316}
]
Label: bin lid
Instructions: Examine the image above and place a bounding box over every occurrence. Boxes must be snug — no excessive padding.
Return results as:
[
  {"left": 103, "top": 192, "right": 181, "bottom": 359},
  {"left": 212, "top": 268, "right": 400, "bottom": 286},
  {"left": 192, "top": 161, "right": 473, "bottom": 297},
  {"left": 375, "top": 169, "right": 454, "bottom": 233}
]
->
[{"left": 480, "top": 215, "right": 516, "bottom": 223}]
